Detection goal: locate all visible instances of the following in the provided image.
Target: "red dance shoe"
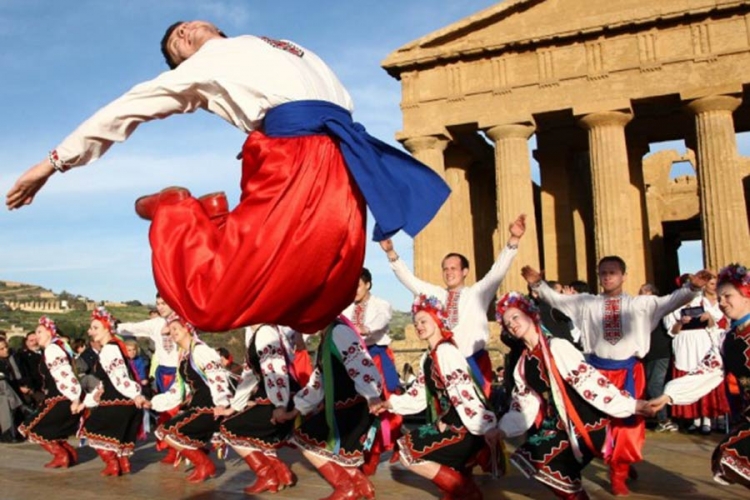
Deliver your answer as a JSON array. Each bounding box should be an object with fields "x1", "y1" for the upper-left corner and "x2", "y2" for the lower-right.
[
  {"x1": 118, "y1": 455, "x2": 131, "y2": 475},
  {"x1": 134, "y1": 186, "x2": 191, "y2": 221},
  {"x1": 182, "y1": 448, "x2": 216, "y2": 483},
  {"x1": 160, "y1": 446, "x2": 179, "y2": 465},
  {"x1": 41, "y1": 442, "x2": 70, "y2": 469},
  {"x1": 60, "y1": 441, "x2": 78, "y2": 465}
]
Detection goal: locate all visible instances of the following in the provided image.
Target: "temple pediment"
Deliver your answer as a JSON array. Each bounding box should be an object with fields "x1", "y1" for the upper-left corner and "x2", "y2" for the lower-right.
[{"x1": 383, "y1": 0, "x2": 748, "y2": 75}]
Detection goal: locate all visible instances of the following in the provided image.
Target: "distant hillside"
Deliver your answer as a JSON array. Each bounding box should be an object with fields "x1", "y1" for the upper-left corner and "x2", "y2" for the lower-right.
[{"x1": 0, "y1": 280, "x2": 57, "y2": 302}]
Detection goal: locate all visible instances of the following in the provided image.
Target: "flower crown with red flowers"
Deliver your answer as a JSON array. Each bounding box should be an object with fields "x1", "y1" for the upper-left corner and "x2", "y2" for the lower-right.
[
  {"x1": 411, "y1": 294, "x2": 448, "y2": 323},
  {"x1": 38, "y1": 315, "x2": 57, "y2": 334},
  {"x1": 718, "y1": 263, "x2": 750, "y2": 297},
  {"x1": 496, "y1": 291, "x2": 541, "y2": 325},
  {"x1": 91, "y1": 306, "x2": 116, "y2": 331},
  {"x1": 166, "y1": 312, "x2": 197, "y2": 336}
]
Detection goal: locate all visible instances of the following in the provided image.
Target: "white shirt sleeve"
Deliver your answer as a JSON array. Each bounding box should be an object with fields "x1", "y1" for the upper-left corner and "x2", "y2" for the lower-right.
[
  {"x1": 550, "y1": 339, "x2": 637, "y2": 418},
  {"x1": 535, "y1": 281, "x2": 591, "y2": 325},
  {"x1": 256, "y1": 326, "x2": 292, "y2": 409},
  {"x1": 230, "y1": 365, "x2": 260, "y2": 412},
  {"x1": 663, "y1": 345, "x2": 724, "y2": 405},
  {"x1": 641, "y1": 287, "x2": 699, "y2": 331},
  {"x1": 117, "y1": 317, "x2": 164, "y2": 341},
  {"x1": 45, "y1": 344, "x2": 81, "y2": 402},
  {"x1": 193, "y1": 344, "x2": 232, "y2": 407},
  {"x1": 151, "y1": 376, "x2": 184, "y2": 412},
  {"x1": 293, "y1": 367, "x2": 324, "y2": 416},
  {"x1": 498, "y1": 361, "x2": 541, "y2": 438},
  {"x1": 390, "y1": 258, "x2": 445, "y2": 298},
  {"x1": 99, "y1": 344, "x2": 141, "y2": 400},
  {"x1": 333, "y1": 324, "x2": 382, "y2": 401},
  {"x1": 471, "y1": 245, "x2": 518, "y2": 306},
  {"x1": 435, "y1": 343, "x2": 496, "y2": 435},
  {"x1": 388, "y1": 353, "x2": 428, "y2": 415}
]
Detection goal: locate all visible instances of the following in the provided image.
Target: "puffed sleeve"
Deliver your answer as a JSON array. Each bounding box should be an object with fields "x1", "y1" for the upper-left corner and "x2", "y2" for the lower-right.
[
  {"x1": 256, "y1": 325, "x2": 292, "y2": 408},
  {"x1": 150, "y1": 375, "x2": 184, "y2": 412},
  {"x1": 498, "y1": 358, "x2": 541, "y2": 438},
  {"x1": 100, "y1": 344, "x2": 141, "y2": 400},
  {"x1": 45, "y1": 344, "x2": 81, "y2": 402},
  {"x1": 193, "y1": 344, "x2": 232, "y2": 407},
  {"x1": 435, "y1": 343, "x2": 496, "y2": 435},
  {"x1": 332, "y1": 323, "x2": 382, "y2": 401},
  {"x1": 550, "y1": 338, "x2": 636, "y2": 418},
  {"x1": 388, "y1": 352, "x2": 428, "y2": 415},
  {"x1": 292, "y1": 367, "x2": 324, "y2": 416}
]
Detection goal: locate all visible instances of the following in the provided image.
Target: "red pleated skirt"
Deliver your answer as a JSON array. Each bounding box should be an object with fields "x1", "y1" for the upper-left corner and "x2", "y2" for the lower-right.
[
  {"x1": 670, "y1": 366, "x2": 730, "y2": 419},
  {"x1": 149, "y1": 131, "x2": 366, "y2": 333}
]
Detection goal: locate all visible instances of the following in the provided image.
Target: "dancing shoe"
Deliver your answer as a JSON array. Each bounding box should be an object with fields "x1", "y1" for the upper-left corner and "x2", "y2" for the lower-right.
[
  {"x1": 182, "y1": 448, "x2": 216, "y2": 483},
  {"x1": 361, "y1": 449, "x2": 380, "y2": 476},
  {"x1": 134, "y1": 186, "x2": 191, "y2": 221},
  {"x1": 197, "y1": 191, "x2": 229, "y2": 229},
  {"x1": 60, "y1": 440, "x2": 78, "y2": 465},
  {"x1": 610, "y1": 462, "x2": 630, "y2": 496},
  {"x1": 316, "y1": 462, "x2": 359, "y2": 500},
  {"x1": 160, "y1": 446, "x2": 179, "y2": 465},
  {"x1": 95, "y1": 449, "x2": 121, "y2": 476},
  {"x1": 41, "y1": 442, "x2": 70, "y2": 468},
  {"x1": 242, "y1": 452, "x2": 281, "y2": 494}
]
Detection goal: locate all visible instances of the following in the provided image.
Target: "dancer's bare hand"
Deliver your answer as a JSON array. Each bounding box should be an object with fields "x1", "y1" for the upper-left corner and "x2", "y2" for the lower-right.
[
  {"x1": 213, "y1": 406, "x2": 235, "y2": 419},
  {"x1": 379, "y1": 239, "x2": 394, "y2": 253},
  {"x1": 647, "y1": 394, "x2": 671, "y2": 414},
  {"x1": 6, "y1": 159, "x2": 56, "y2": 210},
  {"x1": 689, "y1": 270, "x2": 713, "y2": 290},
  {"x1": 521, "y1": 266, "x2": 544, "y2": 285},
  {"x1": 484, "y1": 427, "x2": 505, "y2": 447},
  {"x1": 70, "y1": 400, "x2": 84, "y2": 415},
  {"x1": 271, "y1": 407, "x2": 299, "y2": 424},
  {"x1": 134, "y1": 395, "x2": 149, "y2": 409},
  {"x1": 635, "y1": 400, "x2": 655, "y2": 417},
  {"x1": 508, "y1": 214, "x2": 526, "y2": 240}
]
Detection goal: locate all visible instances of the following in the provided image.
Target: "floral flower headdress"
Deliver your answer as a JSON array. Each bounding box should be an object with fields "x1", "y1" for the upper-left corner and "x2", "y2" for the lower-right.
[
  {"x1": 496, "y1": 291, "x2": 541, "y2": 326},
  {"x1": 38, "y1": 315, "x2": 57, "y2": 335},
  {"x1": 718, "y1": 263, "x2": 750, "y2": 298},
  {"x1": 91, "y1": 306, "x2": 116, "y2": 332},
  {"x1": 411, "y1": 294, "x2": 452, "y2": 340},
  {"x1": 166, "y1": 312, "x2": 197, "y2": 337}
]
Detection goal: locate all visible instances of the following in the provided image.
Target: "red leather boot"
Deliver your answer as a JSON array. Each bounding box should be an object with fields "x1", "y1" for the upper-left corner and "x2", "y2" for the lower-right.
[
  {"x1": 160, "y1": 446, "x2": 179, "y2": 465},
  {"x1": 610, "y1": 462, "x2": 630, "y2": 496},
  {"x1": 197, "y1": 192, "x2": 229, "y2": 230},
  {"x1": 118, "y1": 455, "x2": 132, "y2": 474},
  {"x1": 242, "y1": 452, "x2": 281, "y2": 494},
  {"x1": 95, "y1": 449, "x2": 121, "y2": 476},
  {"x1": 60, "y1": 441, "x2": 78, "y2": 465},
  {"x1": 316, "y1": 462, "x2": 359, "y2": 500},
  {"x1": 431, "y1": 465, "x2": 482, "y2": 500},
  {"x1": 40, "y1": 442, "x2": 70, "y2": 468},
  {"x1": 265, "y1": 454, "x2": 296, "y2": 488},
  {"x1": 134, "y1": 186, "x2": 191, "y2": 220},
  {"x1": 346, "y1": 466, "x2": 375, "y2": 499},
  {"x1": 181, "y1": 448, "x2": 216, "y2": 483}
]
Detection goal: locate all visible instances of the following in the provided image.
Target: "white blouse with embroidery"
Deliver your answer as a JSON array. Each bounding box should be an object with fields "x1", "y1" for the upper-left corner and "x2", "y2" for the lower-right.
[
  {"x1": 293, "y1": 323, "x2": 381, "y2": 416},
  {"x1": 44, "y1": 343, "x2": 82, "y2": 402},
  {"x1": 230, "y1": 325, "x2": 293, "y2": 412},
  {"x1": 151, "y1": 344, "x2": 231, "y2": 412},
  {"x1": 498, "y1": 338, "x2": 637, "y2": 438},
  {"x1": 389, "y1": 343, "x2": 496, "y2": 435}
]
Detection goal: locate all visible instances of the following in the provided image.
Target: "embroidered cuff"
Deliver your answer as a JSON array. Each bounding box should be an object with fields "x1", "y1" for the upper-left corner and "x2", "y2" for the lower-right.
[
  {"x1": 388, "y1": 254, "x2": 400, "y2": 263},
  {"x1": 506, "y1": 242, "x2": 519, "y2": 250},
  {"x1": 48, "y1": 150, "x2": 69, "y2": 173}
]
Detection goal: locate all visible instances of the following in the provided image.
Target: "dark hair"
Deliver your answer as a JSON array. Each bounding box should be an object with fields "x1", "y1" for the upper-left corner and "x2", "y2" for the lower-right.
[
  {"x1": 25, "y1": 331, "x2": 36, "y2": 339},
  {"x1": 442, "y1": 253, "x2": 470, "y2": 270},
  {"x1": 160, "y1": 21, "x2": 228, "y2": 70},
  {"x1": 598, "y1": 255, "x2": 627, "y2": 274},
  {"x1": 360, "y1": 268, "x2": 372, "y2": 286},
  {"x1": 217, "y1": 347, "x2": 231, "y2": 359},
  {"x1": 547, "y1": 280, "x2": 560, "y2": 289},
  {"x1": 160, "y1": 21, "x2": 184, "y2": 69},
  {"x1": 569, "y1": 280, "x2": 590, "y2": 294},
  {"x1": 72, "y1": 338, "x2": 86, "y2": 351}
]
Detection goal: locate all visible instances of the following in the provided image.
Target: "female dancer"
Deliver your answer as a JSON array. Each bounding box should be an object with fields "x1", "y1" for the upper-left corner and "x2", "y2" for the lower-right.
[
  {"x1": 272, "y1": 317, "x2": 382, "y2": 500},
  {"x1": 19, "y1": 316, "x2": 82, "y2": 468},
  {"x1": 486, "y1": 292, "x2": 650, "y2": 499},
  {"x1": 151, "y1": 314, "x2": 232, "y2": 483},
  {"x1": 375, "y1": 295, "x2": 496, "y2": 500},
  {"x1": 216, "y1": 324, "x2": 301, "y2": 494},
  {"x1": 651, "y1": 263, "x2": 750, "y2": 489},
  {"x1": 80, "y1": 307, "x2": 147, "y2": 476},
  {"x1": 664, "y1": 272, "x2": 729, "y2": 433}
]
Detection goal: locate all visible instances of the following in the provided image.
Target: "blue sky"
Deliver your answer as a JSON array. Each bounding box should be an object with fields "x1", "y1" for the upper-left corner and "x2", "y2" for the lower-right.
[{"x1": 0, "y1": 0, "x2": 728, "y2": 311}]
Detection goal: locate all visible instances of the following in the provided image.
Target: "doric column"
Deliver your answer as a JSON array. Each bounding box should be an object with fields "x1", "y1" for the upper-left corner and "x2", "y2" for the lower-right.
[
  {"x1": 535, "y1": 147, "x2": 576, "y2": 284},
  {"x1": 626, "y1": 140, "x2": 651, "y2": 288},
  {"x1": 484, "y1": 123, "x2": 539, "y2": 294},
  {"x1": 686, "y1": 95, "x2": 750, "y2": 270},
  {"x1": 579, "y1": 111, "x2": 635, "y2": 282},
  {"x1": 444, "y1": 147, "x2": 476, "y2": 283},
  {"x1": 402, "y1": 135, "x2": 451, "y2": 284}
]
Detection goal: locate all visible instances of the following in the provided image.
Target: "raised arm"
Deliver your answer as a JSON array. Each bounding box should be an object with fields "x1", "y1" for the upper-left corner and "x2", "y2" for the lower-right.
[
  {"x1": 118, "y1": 317, "x2": 165, "y2": 341},
  {"x1": 379, "y1": 239, "x2": 444, "y2": 297},
  {"x1": 473, "y1": 214, "x2": 525, "y2": 302}
]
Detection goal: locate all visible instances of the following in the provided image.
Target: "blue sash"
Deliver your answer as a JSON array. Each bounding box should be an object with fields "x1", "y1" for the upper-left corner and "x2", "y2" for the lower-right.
[
  {"x1": 586, "y1": 354, "x2": 637, "y2": 397},
  {"x1": 367, "y1": 344, "x2": 400, "y2": 393},
  {"x1": 466, "y1": 349, "x2": 489, "y2": 392},
  {"x1": 154, "y1": 365, "x2": 177, "y2": 393},
  {"x1": 263, "y1": 100, "x2": 451, "y2": 240}
]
